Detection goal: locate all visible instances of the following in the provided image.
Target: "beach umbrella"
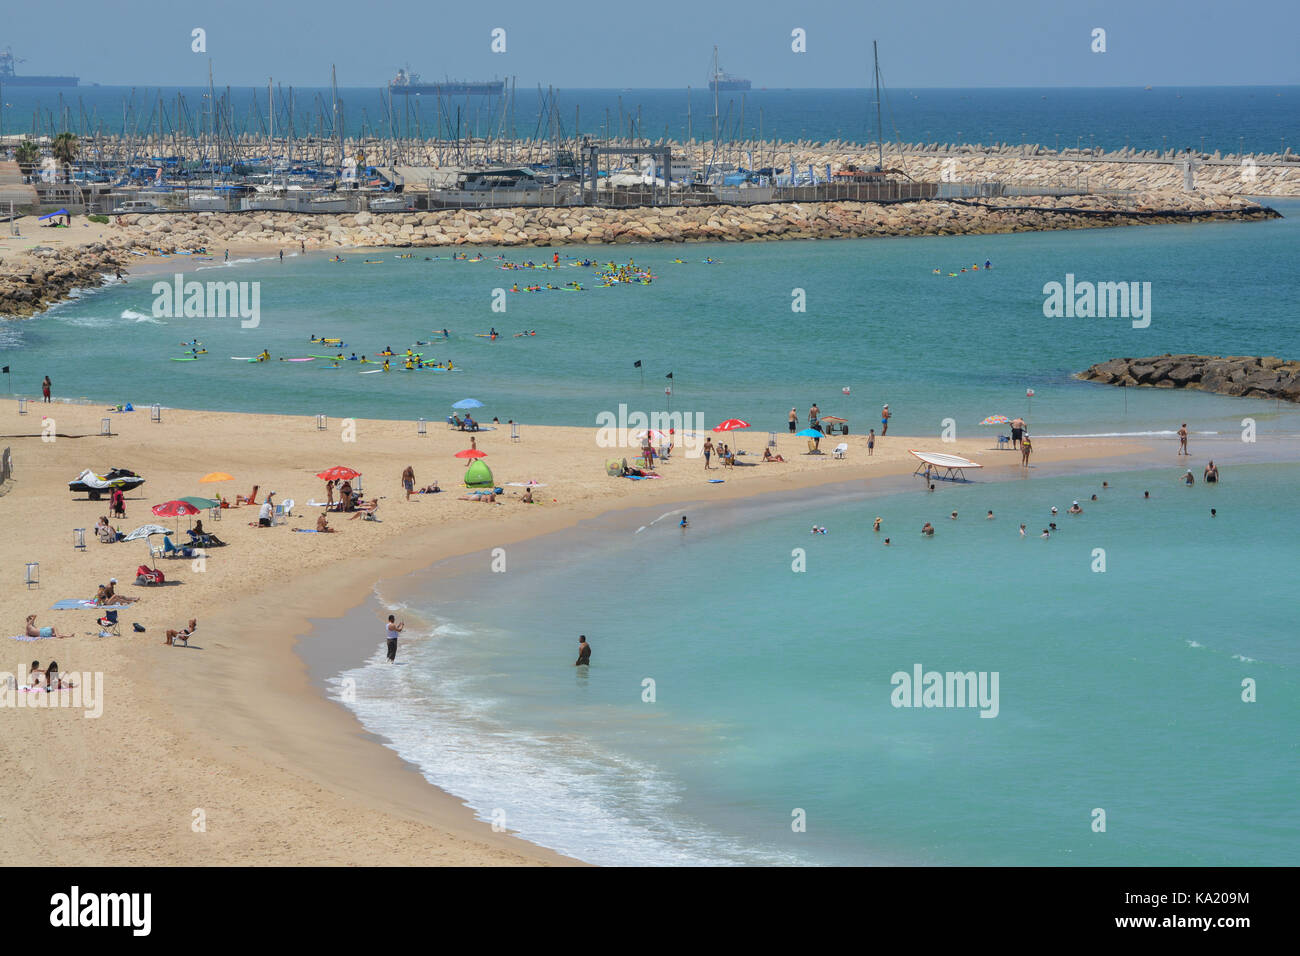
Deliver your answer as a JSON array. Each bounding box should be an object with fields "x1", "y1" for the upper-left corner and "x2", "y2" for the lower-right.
[
  {"x1": 199, "y1": 472, "x2": 234, "y2": 483},
  {"x1": 316, "y1": 466, "x2": 360, "y2": 481},
  {"x1": 454, "y1": 449, "x2": 488, "y2": 459},
  {"x1": 121, "y1": 523, "x2": 170, "y2": 542},
  {"x1": 979, "y1": 415, "x2": 1010, "y2": 426},
  {"x1": 179, "y1": 495, "x2": 220, "y2": 510},
  {"x1": 713, "y1": 418, "x2": 751, "y2": 432},
  {"x1": 452, "y1": 398, "x2": 484, "y2": 410},
  {"x1": 151, "y1": 499, "x2": 201, "y2": 535},
  {"x1": 632, "y1": 429, "x2": 670, "y2": 445},
  {"x1": 795, "y1": 428, "x2": 823, "y2": 438}
]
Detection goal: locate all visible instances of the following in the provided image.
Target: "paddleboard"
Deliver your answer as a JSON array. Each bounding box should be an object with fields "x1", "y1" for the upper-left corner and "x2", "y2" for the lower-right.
[
  {"x1": 170, "y1": 357, "x2": 198, "y2": 362},
  {"x1": 279, "y1": 357, "x2": 315, "y2": 363},
  {"x1": 230, "y1": 356, "x2": 254, "y2": 361},
  {"x1": 308, "y1": 354, "x2": 347, "y2": 360},
  {"x1": 360, "y1": 369, "x2": 384, "y2": 374}
]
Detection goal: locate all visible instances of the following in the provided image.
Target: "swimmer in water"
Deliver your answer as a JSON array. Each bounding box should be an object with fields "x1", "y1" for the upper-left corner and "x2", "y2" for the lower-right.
[
  {"x1": 1204, "y1": 460, "x2": 1219, "y2": 483},
  {"x1": 1068, "y1": 501, "x2": 1083, "y2": 514},
  {"x1": 1210, "y1": 508, "x2": 1217, "y2": 517},
  {"x1": 873, "y1": 517, "x2": 882, "y2": 532},
  {"x1": 883, "y1": 538, "x2": 891, "y2": 546},
  {"x1": 1144, "y1": 490, "x2": 1150, "y2": 498},
  {"x1": 679, "y1": 516, "x2": 688, "y2": 528},
  {"x1": 1041, "y1": 529, "x2": 1050, "y2": 539},
  {"x1": 987, "y1": 510, "x2": 995, "y2": 520},
  {"x1": 1183, "y1": 469, "x2": 1195, "y2": 486},
  {"x1": 921, "y1": 522, "x2": 935, "y2": 537},
  {"x1": 950, "y1": 511, "x2": 958, "y2": 520},
  {"x1": 575, "y1": 635, "x2": 591, "y2": 667},
  {"x1": 1019, "y1": 524, "x2": 1026, "y2": 537}
]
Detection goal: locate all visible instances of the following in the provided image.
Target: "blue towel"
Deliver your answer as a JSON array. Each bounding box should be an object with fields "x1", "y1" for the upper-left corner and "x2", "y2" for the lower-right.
[{"x1": 50, "y1": 599, "x2": 97, "y2": 609}]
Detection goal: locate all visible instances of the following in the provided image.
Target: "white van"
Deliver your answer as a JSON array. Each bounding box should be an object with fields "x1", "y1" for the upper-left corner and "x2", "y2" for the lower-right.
[{"x1": 111, "y1": 199, "x2": 160, "y2": 214}]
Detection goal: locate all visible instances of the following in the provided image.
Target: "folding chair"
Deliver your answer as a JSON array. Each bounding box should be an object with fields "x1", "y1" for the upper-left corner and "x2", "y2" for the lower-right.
[
  {"x1": 96, "y1": 609, "x2": 121, "y2": 636},
  {"x1": 833, "y1": 443, "x2": 848, "y2": 459}
]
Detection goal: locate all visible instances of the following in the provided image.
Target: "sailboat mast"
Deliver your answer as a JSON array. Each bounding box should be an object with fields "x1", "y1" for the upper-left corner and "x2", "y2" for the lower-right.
[{"x1": 873, "y1": 40, "x2": 884, "y2": 171}]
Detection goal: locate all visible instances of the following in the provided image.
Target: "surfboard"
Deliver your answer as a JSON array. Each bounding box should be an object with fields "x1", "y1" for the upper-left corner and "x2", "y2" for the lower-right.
[
  {"x1": 230, "y1": 356, "x2": 254, "y2": 361},
  {"x1": 279, "y1": 357, "x2": 315, "y2": 363},
  {"x1": 170, "y1": 357, "x2": 197, "y2": 362},
  {"x1": 360, "y1": 369, "x2": 384, "y2": 374}
]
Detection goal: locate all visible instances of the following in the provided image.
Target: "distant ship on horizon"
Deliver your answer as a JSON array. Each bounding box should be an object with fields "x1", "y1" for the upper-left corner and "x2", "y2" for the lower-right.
[
  {"x1": 708, "y1": 46, "x2": 750, "y2": 92},
  {"x1": 389, "y1": 68, "x2": 505, "y2": 96},
  {"x1": 0, "y1": 46, "x2": 78, "y2": 87}
]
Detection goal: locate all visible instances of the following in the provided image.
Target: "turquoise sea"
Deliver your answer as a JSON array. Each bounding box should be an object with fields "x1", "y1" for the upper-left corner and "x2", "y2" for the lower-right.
[
  {"x1": 331, "y1": 459, "x2": 1298, "y2": 866},
  {"x1": 7, "y1": 199, "x2": 1300, "y2": 444}
]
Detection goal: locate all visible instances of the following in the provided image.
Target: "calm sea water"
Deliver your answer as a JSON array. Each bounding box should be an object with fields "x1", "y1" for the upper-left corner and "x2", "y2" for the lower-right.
[
  {"x1": 8, "y1": 199, "x2": 1300, "y2": 444},
  {"x1": 5, "y1": 86, "x2": 1297, "y2": 153},
  {"x1": 331, "y1": 461, "x2": 1299, "y2": 865}
]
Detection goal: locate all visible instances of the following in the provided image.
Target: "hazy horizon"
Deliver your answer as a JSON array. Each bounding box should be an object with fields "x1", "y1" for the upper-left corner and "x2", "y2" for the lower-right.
[{"x1": 4, "y1": 0, "x2": 1299, "y2": 89}]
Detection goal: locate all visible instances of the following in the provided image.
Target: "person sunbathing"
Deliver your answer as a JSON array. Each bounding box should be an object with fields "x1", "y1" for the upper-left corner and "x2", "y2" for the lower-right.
[
  {"x1": 460, "y1": 491, "x2": 497, "y2": 503},
  {"x1": 348, "y1": 498, "x2": 379, "y2": 519},
  {"x1": 165, "y1": 618, "x2": 197, "y2": 646},
  {"x1": 417, "y1": 482, "x2": 441, "y2": 494},
  {"x1": 316, "y1": 514, "x2": 336, "y2": 533},
  {"x1": 25, "y1": 615, "x2": 72, "y2": 640},
  {"x1": 235, "y1": 485, "x2": 260, "y2": 506},
  {"x1": 762, "y1": 448, "x2": 786, "y2": 462},
  {"x1": 98, "y1": 579, "x2": 139, "y2": 605}
]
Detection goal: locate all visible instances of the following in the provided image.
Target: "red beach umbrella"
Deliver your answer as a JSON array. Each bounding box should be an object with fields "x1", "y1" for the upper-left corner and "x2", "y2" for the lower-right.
[
  {"x1": 454, "y1": 449, "x2": 488, "y2": 459},
  {"x1": 316, "y1": 466, "x2": 361, "y2": 481},
  {"x1": 151, "y1": 499, "x2": 201, "y2": 536},
  {"x1": 713, "y1": 418, "x2": 750, "y2": 432},
  {"x1": 151, "y1": 500, "x2": 201, "y2": 518}
]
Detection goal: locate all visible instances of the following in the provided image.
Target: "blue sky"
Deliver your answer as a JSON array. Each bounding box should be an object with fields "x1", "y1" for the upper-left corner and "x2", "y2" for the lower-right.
[{"x1": 4, "y1": 0, "x2": 1299, "y2": 88}]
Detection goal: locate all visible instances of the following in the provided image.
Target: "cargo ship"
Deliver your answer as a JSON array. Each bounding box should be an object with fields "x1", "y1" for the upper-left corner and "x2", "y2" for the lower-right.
[
  {"x1": 707, "y1": 46, "x2": 750, "y2": 92},
  {"x1": 389, "y1": 68, "x2": 505, "y2": 96},
  {"x1": 0, "y1": 47, "x2": 78, "y2": 87}
]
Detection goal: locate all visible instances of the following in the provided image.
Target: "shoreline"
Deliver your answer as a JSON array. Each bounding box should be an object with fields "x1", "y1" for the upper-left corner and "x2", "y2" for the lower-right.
[
  {"x1": 295, "y1": 439, "x2": 1265, "y2": 865},
  {"x1": 0, "y1": 392, "x2": 1175, "y2": 865}
]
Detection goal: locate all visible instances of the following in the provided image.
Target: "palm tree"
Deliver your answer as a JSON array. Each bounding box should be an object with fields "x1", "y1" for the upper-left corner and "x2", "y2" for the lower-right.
[
  {"x1": 14, "y1": 139, "x2": 40, "y2": 180},
  {"x1": 51, "y1": 132, "x2": 79, "y2": 183}
]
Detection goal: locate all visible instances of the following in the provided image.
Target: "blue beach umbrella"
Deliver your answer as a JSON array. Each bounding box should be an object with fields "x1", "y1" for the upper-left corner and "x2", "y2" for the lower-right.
[
  {"x1": 795, "y1": 428, "x2": 822, "y2": 438},
  {"x1": 452, "y1": 398, "x2": 484, "y2": 410}
]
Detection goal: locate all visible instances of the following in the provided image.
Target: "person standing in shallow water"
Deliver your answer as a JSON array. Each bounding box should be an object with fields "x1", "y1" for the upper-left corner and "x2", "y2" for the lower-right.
[
  {"x1": 42, "y1": 376, "x2": 51, "y2": 403},
  {"x1": 575, "y1": 635, "x2": 591, "y2": 667},
  {"x1": 385, "y1": 614, "x2": 404, "y2": 662},
  {"x1": 1178, "y1": 423, "x2": 1189, "y2": 455}
]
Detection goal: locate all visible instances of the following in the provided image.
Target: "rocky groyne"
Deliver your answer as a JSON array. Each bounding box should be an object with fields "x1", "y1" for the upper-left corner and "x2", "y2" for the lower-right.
[
  {"x1": 1078, "y1": 354, "x2": 1300, "y2": 402},
  {"x1": 0, "y1": 191, "x2": 1279, "y2": 318}
]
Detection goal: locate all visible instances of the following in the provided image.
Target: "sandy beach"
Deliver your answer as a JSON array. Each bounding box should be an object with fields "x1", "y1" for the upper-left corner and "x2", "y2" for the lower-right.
[{"x1": 0, "y1": 390, "x2": 1151, "y2": 865}]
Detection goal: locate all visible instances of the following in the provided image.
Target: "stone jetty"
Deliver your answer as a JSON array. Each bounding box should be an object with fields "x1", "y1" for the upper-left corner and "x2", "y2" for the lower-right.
[{"x1": 1078, "y1": 354, "x2": 1300, "y2": 402}]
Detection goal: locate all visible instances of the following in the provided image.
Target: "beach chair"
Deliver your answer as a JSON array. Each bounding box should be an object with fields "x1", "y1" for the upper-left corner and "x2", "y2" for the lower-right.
[
  {"x1": 833, "y1": 443, "x2": 848, "y2": 459},
  {"x1": 997, "y1": 434, "x2": 1010, "y2": 450},
  {"x1": 161, "y1": 536, "x2": 194, "y2": 559},
  {"x1": 96, "y1": 608, "x2": 120, "y2": 636},
  {"x1": 149, "y1": 538, "x2": 167, "y2": 561},
  {"x1": 272, "y1": 504, "x2": 286, "y2": 526},
  {"x1": 510, "y1": 422, "x2": 520, "y2": 442}
]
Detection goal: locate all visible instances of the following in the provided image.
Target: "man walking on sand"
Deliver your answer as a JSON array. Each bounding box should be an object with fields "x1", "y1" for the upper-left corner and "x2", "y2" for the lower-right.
[{"x1": 385, "y1": 614, "x2": 404, "y2": 662}]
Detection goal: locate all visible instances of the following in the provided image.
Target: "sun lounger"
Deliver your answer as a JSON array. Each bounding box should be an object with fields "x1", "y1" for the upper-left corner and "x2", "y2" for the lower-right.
[{"x1": 160, "y1": 536, "x2": 195, "y2": 558}]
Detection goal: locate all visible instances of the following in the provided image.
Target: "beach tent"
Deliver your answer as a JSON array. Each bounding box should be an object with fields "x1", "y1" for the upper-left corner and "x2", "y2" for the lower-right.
[
  {"x1": 463, "y1": 459, "x2": 494, "y2": 488},
  {"x1": 38, "y1": 209, "x2": 69, "y2": 220}
]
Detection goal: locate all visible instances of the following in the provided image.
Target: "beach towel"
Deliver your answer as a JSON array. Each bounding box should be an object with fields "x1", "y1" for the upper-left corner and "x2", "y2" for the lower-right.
[
  {"x1": 707, "y1": 479, "x2": 725, "y2": 483},
  {"x1": 50, "y1": 599, "x2": 97, "y2": 610},
  {"x1": 306, "y1": 500, "x2": 331, "y2": 507},
  {"x1": 292, "y1": 528, "x2": 319, "y2": 533},
  {"x1": 9, "y1": 633, "x2": 53, "y2": 642}
]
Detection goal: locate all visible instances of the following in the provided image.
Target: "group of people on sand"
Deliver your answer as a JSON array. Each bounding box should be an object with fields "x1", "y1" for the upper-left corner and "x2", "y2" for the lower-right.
[{"x1": 22, "y1": 660, "x2": 75, "y2": 690}]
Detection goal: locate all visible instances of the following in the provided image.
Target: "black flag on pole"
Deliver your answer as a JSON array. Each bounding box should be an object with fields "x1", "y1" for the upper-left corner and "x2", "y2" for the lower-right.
[
  {"x1": 665, "y1": 371, "x2": 673, "y2": 379},
  {"x1": 1, "y1": 366, "x2": 9, "y2": 374},
  {"x1": 633, "y1": 360, "x2": 641, "y2": 368}
]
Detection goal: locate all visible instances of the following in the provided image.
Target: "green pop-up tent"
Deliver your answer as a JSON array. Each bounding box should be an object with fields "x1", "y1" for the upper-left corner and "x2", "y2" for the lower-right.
[{"x1": 464, "y1": 459, "x2": 494, "y2": 488}]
